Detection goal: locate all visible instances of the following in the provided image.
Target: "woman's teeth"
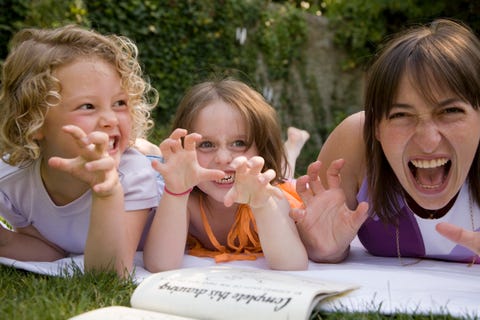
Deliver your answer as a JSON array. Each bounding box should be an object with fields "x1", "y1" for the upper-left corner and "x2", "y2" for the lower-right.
[{"x1": 410, "y1": 157, "x2": 448, "y2": 168}]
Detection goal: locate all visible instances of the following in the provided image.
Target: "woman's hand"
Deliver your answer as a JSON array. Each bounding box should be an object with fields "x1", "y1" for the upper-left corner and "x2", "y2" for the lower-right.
[
  {"x1": 290, "y1": 159, "x2": 369, "y2": 262},
  {"x1": 436, "y1": 222, "x2": 480, "y2": 256}
]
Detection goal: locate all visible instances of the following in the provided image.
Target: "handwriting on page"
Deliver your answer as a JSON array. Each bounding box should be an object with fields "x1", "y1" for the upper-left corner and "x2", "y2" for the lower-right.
[
  {"x1": 157, "y1": 281, "x2": 294, "y2": 312},
  {"x1": 131, "y1": 267, "x2": 357, "y2": 320}
]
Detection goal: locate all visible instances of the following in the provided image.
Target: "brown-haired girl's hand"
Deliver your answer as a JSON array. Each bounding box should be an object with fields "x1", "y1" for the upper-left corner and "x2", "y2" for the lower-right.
[
  {"x1": 151, "y1": 128, "x2": 225, "y2": 194},
  {"x1": 223, "y1": 155, "x2": 283, "y2": 208},
  {"x1": 48, "y1": 125, "x2": 119, "y2": 197},
  {"x1": 290, "y1": 159, "x2": 369, "y2": 263},
  {"x1": 436, "y1": 222, "x2": 480, "y2": 256}
]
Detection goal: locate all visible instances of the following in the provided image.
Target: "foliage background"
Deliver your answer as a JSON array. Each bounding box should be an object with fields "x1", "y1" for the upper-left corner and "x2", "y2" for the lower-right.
[{"x1": 1, "y1": 0, "x2": 479, "y2": 174}]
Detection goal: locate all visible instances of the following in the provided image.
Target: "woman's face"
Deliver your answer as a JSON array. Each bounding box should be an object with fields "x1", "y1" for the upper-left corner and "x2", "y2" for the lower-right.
[
  {"x1": 192, "y1": 99, "x2": 258, "y2": 203},
  {"x1": 377, "y1": 74, "x2": 480, "y2": 210}
]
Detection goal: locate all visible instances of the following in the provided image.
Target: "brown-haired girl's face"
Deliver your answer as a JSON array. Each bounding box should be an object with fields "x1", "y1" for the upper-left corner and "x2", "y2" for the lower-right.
[
  {"x1": 192, "y1": 99, "x2": 258, "y2": 203},
  {"x1": 376, "y1": 73, "x2": 480, "y2": 210}
]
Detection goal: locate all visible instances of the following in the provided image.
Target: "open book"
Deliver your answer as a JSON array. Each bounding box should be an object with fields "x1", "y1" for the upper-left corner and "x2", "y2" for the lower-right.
[{"x1": 70, "y1": 266, "x2": 358, "y2": 320}]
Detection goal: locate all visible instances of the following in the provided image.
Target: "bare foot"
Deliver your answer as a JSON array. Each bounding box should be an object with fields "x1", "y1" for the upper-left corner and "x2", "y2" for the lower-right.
[
  {"x1": 285, "y1": 127, "x2": 310, "y2": 159},
  {"x1": 284, "y1": 127, "x2": 310, "y2": 179}
]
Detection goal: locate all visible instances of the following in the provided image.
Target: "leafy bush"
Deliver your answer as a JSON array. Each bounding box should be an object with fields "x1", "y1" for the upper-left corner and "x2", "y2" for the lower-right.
[{"x1": 320, "y1": 0, "x2": 480, "y2": 69}]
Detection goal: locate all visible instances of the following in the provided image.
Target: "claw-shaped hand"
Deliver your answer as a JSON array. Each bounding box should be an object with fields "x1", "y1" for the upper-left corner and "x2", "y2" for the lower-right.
[
  {"x1": 223, "y1": 156, "x2": 283, "y2": 208},
  {"x1": 151, "y1": 128, "x2": 225, "y2": 194},
  {"x1": 48, "y1": 125, "x2": 118, "y2": 197},
  {"x1": 290, "y1": 159, "x2": 369, "y2": 262}
]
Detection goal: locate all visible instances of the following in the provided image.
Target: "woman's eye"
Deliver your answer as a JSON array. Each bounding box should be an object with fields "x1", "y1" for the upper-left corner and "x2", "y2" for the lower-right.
[
  {"x1": 388, "y1": 112, "x2": 408, "y2": 120},
  {"x1": 386, "y1": 110, "x2": 418, "y2": 126},
  {"x1": 442, "y1": 106, "x2": 464, "y2": 114}
]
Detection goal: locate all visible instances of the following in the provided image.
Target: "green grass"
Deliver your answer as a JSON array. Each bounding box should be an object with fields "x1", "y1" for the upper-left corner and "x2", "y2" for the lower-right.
[
  {"x1": 0, "y1": 264, "x2": 467, "y2": 320},
  {"x1": 0, "y1": 264, "x2": 135, "y2": 320}
]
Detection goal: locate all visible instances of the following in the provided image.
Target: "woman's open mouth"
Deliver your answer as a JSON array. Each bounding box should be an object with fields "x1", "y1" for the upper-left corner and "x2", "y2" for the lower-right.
[{"x1": 408, "y1": 157, "x2": 451, "y2": 190}]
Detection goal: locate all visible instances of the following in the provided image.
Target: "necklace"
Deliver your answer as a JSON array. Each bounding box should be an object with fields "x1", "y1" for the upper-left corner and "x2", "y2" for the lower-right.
[
  {"x1": 467, "y1": 196, "x2": 477, "y2": 267},
  {"x1": 404, "y1": 192, "x2": 457, "y2": 219},
  {"x1": 396, "y1": 193, "x2": 477, "y2": 266}
]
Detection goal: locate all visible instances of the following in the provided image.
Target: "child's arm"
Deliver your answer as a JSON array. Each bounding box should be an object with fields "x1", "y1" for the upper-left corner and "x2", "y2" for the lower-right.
[
  {"x1": 224, "y1": 156, "x2": 308, "y2": 270},
  {"x1": 0, "y1": 224, "x2": 67, "y2": 261},
  {"x1": 143, "y1": 129, "x2": 225, "y2": 272},
  {"x1": 48, "y1": 125, "x2": 144, "y2": 277}
]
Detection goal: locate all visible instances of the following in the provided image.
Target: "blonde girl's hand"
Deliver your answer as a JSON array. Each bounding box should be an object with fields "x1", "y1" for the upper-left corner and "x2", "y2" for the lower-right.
[
  {"x1": 436, "y1": 222, "x2": 480, "y2": 256},
  {"x1": 151, "y1": 128, "x2": 225, "y2": 194},
  {"x1": 223, "y1": 156, "x2": 283, "y2": 208},
  {"x1": 48, "y1": 125, "x2": 119, "y2": 197},
  {"x1": 290, "y1": 159, "x2": 369, "y2": 262}
]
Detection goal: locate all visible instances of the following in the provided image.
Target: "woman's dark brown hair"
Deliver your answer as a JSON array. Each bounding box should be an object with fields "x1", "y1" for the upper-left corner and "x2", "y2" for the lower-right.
[{"x1": 364, "y1": 19, "x2": 480, "y2": 224}]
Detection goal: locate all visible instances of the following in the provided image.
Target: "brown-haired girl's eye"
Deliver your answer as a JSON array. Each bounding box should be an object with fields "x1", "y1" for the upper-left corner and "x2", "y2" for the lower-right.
[
  {"x1": 198, "y1": 141, "x2": 214, "y2": 149},
  {"x1": 232, "y1": 140, "x2": 246, "y2": 147}
]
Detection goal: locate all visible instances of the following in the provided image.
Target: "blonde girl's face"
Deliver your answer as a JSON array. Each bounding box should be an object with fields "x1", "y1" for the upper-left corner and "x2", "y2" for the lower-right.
[
  {"x1": 193, "y1": 100, "x2": 258, "y2": 203},
  {"x1": 377, "y1": 74, "x2": 480, "y2": 210},
  {"x1": 36, "y1": 57, "x2": 132, "y2": 166}
]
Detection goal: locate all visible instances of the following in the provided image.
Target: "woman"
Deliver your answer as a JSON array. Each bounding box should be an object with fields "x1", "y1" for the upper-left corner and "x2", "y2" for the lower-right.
[{"x1": 291, "y1": 19, "x2": 480, "y2": 264}]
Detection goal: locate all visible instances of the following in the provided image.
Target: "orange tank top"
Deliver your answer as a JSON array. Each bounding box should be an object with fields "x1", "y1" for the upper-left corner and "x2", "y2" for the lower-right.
[{"x1": 186, "y1": 181, "x2": 302, "y2": 263}]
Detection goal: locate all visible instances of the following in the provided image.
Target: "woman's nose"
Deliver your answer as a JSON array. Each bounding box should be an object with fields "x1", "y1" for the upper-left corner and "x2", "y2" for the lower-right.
[{"x1": 413, "y1": 119, "x2": 442, "y2": 153}]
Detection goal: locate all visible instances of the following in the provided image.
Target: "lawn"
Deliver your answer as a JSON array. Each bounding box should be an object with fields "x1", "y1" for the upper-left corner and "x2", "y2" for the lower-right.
[{"x1": 0, "y1": 264, "x2": 463, "y2": 320}]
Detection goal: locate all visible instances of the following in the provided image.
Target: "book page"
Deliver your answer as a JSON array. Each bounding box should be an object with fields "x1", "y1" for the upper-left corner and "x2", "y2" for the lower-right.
[
  {"x1": 131, "y1": 266, "x2": 357, "y2": 320},
  {"x1": 69, "y1": 306, "x2": 195, "y2": 320}
]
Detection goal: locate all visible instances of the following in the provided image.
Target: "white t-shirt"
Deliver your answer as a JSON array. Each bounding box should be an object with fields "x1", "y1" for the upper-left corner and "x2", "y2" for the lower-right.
[{"x1": 0, "y1": 148, "x2": 162, "y2": 254}]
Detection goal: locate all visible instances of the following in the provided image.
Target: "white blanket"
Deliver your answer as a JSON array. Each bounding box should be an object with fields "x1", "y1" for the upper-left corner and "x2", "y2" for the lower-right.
[{"x1": 1, "y1": 240, "x2": 479, "y2": 318}]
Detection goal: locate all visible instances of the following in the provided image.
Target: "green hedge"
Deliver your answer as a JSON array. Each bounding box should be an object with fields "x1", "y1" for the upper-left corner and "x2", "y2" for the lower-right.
[
  {"x1": 319, "y1": 0, "x2": 480, "y2": 70},
  {"x1": 2, "y1": 0, "x2": 479, "y2": 173},
  {"x1": 0, "y1": 0, "x2": 307, "y2": 142}
]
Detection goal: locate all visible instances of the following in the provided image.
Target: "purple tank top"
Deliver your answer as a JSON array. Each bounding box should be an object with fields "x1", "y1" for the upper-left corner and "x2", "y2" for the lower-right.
[{"x1": 356, "y1": 179, "x2": 479, "y2": 263}]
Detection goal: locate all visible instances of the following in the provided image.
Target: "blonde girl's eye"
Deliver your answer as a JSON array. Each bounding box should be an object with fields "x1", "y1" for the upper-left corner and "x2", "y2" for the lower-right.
[
  {"x1": 78, "y1": 103, "x2": 94, "y2": 110},
  {"x1": 113, "y1": 100, "x2": 128, "y2": 109}
]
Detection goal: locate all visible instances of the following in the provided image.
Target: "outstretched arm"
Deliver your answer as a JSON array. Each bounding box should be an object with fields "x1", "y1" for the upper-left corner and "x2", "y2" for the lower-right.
[
  {"x1": 48, "y1": 125, "x2": 139, "y2": 277},
  {"x1": 143, "y1": 128, "x2": 225, "y2": 272},
  {"x1": 290, "y1": 159, "x2": 369, "y2": 263},
  {"x1": 225, "y1": 156, "x2": 308, "y2": 270}
]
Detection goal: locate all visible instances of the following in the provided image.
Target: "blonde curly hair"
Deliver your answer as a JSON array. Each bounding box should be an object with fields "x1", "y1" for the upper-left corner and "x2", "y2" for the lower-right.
[{"x1": 0, "y1": 24, "x2": 158, "y2": 166}]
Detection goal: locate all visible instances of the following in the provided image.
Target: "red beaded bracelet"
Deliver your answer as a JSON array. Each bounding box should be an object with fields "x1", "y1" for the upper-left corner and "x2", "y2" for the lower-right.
[{"x1": 164, "y1": 186, "x2": 193, "y2": 196}]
